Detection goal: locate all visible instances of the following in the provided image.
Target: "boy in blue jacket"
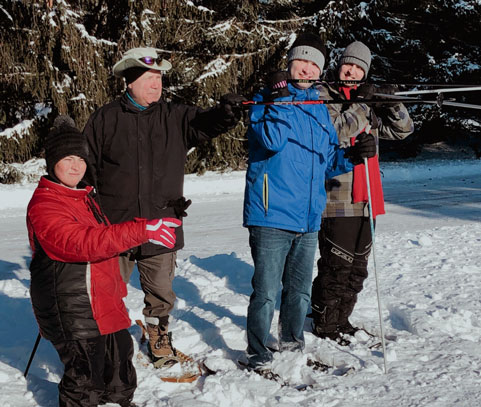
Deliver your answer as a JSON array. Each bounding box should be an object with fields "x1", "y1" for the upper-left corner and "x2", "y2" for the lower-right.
[{"x1": 243, "y1": 32, "x2": 376, "y2": 370}]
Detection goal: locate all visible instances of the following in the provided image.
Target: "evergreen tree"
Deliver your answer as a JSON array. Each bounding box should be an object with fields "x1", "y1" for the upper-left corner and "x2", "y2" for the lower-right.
[{"x1": 1, "y1": 0, "x2": 480, "y2": 182}]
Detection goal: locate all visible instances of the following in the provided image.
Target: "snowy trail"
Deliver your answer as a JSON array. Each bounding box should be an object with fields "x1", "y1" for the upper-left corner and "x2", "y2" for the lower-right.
[
  {"x1": 181, "y1": 168, "x2": 481, "y2": 259},
  {"x1": 380, "y1": 171, "x2": 481, "y2": 232},
  {"x1": 1, "y1": 159, "x2": 481, "y2": 406}
]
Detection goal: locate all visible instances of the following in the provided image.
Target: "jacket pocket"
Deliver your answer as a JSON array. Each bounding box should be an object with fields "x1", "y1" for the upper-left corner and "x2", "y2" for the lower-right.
[{"x1": 263, "y1": 173, "x2": 269, "y2": 214}]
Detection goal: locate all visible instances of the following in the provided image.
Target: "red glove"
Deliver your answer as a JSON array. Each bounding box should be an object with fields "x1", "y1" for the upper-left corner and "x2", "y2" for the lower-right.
[{"x1": 146, "y1": 218, "x2": 182, "y2": 248}]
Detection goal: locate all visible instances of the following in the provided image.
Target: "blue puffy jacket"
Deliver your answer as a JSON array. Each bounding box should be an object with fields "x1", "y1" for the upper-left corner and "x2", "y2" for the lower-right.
[{"x1": 243, "y1": 84, "x2": 354, "y2": 233}]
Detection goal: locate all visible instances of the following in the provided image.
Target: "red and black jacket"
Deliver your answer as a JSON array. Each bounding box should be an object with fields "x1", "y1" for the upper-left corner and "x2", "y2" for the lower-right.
[{"x1": 27, "y1": 177, "x2": 148, "y2": 343}]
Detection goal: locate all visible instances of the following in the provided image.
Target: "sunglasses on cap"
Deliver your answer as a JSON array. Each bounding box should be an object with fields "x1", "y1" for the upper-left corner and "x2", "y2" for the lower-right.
[{"x1": 139, "y1": 55, "x2": 164, "y2": 65}]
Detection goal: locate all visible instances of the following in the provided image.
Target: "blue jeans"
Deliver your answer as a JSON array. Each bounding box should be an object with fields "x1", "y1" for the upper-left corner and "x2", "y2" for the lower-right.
[{"x1": 246, "y1": 226, "x2": 318, "y2": 368}]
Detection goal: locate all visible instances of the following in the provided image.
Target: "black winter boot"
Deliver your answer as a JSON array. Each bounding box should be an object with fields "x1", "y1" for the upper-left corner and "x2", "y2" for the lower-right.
[
  {"x1": 337, "y1": 293, "x2": 359, "y2": 335},
  {"x1": 311, "y1": 299, "x2": 340, "y2": 338}
]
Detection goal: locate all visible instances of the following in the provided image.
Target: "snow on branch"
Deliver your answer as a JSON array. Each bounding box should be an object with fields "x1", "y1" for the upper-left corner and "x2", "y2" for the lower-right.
[{"x1": 0, "y1": 105, "x2": 51, "y2": 141}]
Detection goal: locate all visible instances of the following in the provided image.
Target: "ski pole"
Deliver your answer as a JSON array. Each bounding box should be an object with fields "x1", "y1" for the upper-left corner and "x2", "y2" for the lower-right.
[
  {"x1": 241, "y1": 97, "x2": 429, "y2": 107},
  {"x1": 240, "y1": 97, "x2": 481, "y2": 110},
  {"x1": 394, "y1": 85, "x2": 481, "y2": 96},
  {"x1": 24, "y1": 332, "x2": 41, "y2": 378},
  {"x1": 289, "y1": 78, "x2": 481, "y2": 88},
  {"x1": 363, "y1": 157, "x2": 388, "y2": 374}
]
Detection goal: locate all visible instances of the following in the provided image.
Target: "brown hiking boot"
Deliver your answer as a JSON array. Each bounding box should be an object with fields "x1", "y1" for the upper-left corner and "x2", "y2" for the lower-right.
[
  {"x1": 146, "y1": 324, "x2": 194, "y2": 368},
  {"x1": 147, "y1": 324, "x2": 174, "y2": 358}
]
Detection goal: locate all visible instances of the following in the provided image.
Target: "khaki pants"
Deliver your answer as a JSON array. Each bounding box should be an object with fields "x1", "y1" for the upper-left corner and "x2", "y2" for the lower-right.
[{"x1": 119, "y1": 252, "x2": 177, "y2": 327}]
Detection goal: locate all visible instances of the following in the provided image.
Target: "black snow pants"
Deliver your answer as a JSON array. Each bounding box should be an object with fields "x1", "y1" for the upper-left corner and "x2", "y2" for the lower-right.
[
  {"x1": 311, "y1": 216, "x2": 373, "y2": 333},
  {"x1": 53, "y1": 329, "x2": 136, "y2": 407}
]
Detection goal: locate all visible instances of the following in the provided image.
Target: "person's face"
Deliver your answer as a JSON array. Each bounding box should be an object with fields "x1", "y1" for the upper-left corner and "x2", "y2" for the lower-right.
[
  {"x1": 54, "y1": 155, "x2": 87, "y2": 188},
  {"x1": 339, "y1": 63, "x2": 366, "y2": 86},
  {"x1": 288, "y1": 59, "x2": 321, "y2": 89},
  {"x1": 127, "y1": 69, "x2": 163, "y2": 106}
]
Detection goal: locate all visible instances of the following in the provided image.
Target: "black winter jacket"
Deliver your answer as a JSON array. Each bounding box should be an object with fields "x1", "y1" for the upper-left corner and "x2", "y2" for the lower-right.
[{"x1": 84, "y1": 93, "x2": 234, "y2": 256}]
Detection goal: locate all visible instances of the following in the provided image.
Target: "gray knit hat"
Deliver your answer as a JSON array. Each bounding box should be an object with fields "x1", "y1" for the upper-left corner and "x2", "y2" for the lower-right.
[
  {"x1": 287, "y1": 32, "x2": 327, "y2": 72},
  {"x1": 338, "y1": 41, "x2": 371, "y2": 78}
]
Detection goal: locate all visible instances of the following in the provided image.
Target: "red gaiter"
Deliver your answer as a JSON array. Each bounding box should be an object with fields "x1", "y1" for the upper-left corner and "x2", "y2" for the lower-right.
[{"x1": 341, "y1": 86, "x2": 385, "y2": 218}]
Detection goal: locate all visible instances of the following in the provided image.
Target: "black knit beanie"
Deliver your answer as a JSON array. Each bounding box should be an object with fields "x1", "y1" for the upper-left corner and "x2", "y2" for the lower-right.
[
  {"x1": 45, "y1": 115, "x2": 89, "y2": 178},
  {"x1": 123, "y1": 67, "x2": 150, "y2": 84},
  {"x1": 287, "y1": 32, "x2": 327, "y2": 71}
]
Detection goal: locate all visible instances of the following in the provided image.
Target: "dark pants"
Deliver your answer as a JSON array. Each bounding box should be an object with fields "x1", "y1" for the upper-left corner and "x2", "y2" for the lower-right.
[
  {"x1": 54, "y1": 329, "x2": 136, "y2": 407},
  {"x1": 119, "y1": 252, "x2": 177, "y2": 327},
  {"x1": 311, "y1": 217, "x2": 373, "y2": 332}
]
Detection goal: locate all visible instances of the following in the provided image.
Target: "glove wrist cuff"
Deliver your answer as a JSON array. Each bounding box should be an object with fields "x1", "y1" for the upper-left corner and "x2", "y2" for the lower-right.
[{"x1": 272, "y1": 80, "x2": 288, "y2": 89}]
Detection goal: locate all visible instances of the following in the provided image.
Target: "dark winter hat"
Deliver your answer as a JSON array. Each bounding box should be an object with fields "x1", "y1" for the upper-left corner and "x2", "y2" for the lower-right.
[
  {"x1": 338, "y1": 41, "x2": 371, "y2": 78},
  {"x1": 287, "y1": 32, "x2": 327, "y2": 72},
  {"x1": 45, "y1": 115, "x2": 89, "y2": 177},
  {"x1": 113, "y1": 47, "x2": 171, "y2": 78},
  {"x1": 123, "y1": 67, "x2": 150, "y2": 85}
]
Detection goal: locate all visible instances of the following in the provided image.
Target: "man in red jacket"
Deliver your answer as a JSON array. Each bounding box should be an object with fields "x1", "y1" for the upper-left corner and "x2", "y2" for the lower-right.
[
  {"x1": 84, "y1": 47, "x2": 246, "y2": 367},
  {"x1": 28, "y1": 116, "x2": 181, "y2": 406}
]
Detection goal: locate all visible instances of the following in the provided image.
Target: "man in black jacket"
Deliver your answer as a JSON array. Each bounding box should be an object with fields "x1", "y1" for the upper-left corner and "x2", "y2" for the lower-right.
[{"x1": 84, "y1": 47, "x2": 245, "y2": 367}]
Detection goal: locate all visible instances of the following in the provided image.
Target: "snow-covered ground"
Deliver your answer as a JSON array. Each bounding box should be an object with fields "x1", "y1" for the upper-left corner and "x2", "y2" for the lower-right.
[{"x1": 1, "y1": 156, "x2": 481, "y2": 406}]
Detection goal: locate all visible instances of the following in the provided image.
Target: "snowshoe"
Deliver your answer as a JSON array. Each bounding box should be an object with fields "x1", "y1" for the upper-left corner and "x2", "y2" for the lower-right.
[
  {"x1": 306, "y1": 358, "x2": 330, "y2": 372},
  {"x1": 311, "y1": 321, "x2": 352, "y2": 346},
  {"x1": 135, "y1": 319, "x2": 201, "y2": 383},
  {"x1": 237, "y1": 358, "x2": 289, "y2": 386}
]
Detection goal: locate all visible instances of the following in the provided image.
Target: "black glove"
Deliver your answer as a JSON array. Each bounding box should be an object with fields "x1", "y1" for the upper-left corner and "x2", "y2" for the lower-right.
[
  {"x1": 377, "y1": 84, "x2": 398, "y2": 95},
  {"x1": 219, "y1": 93, "x2": 248, "y2": 126},
  {"x1": 356, "y1": 84, "x2": 400, "y2": 108},
  {"x1": 354, "y1": 83, "x2": 377, "y2": 100},
  {"x1": 167, "y1": 197, "x2": 192, "y2": 218},
  {"x1": 344, "y1": 133, "x2": 377, "y2": 165},
  {"x1": 266, "y1": 71, "x2": 290, "y2": 100},
  {"x1": 374, "y1": 84, "x2": 401, "y2": 109}
]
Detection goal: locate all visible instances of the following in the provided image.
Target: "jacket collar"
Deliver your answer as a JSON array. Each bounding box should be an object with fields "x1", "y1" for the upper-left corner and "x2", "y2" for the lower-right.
[
  {"x1": 287, "y1": 83, "x2": 320, "y2": 100},
  {"x1": 120, "y1": 92, "x2": 161, "y2": 113},
  {"x1": 38, "y1": 176, "x2": 93, "y2": 198}
]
